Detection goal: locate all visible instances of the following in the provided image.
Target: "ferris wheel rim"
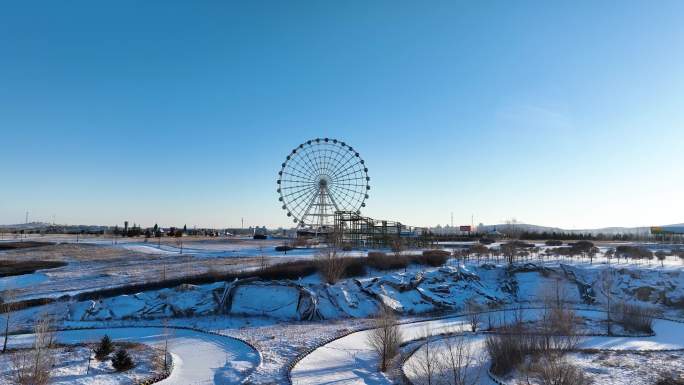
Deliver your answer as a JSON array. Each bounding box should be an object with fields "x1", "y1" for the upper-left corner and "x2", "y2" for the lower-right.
[{"x1": 276, "y1": 138, "x2": 370, "y2": 227}]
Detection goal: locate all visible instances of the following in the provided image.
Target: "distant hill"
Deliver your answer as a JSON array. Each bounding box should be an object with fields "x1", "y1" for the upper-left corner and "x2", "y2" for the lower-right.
[
  {"x1": 0, "y1": 222, "x2": 52, "y2": 230},
  {"x1": 478, "y1": 223, "x2": 684, "y2": 235}
]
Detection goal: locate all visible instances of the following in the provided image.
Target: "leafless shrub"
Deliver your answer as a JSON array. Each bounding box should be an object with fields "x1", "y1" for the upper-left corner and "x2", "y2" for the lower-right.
[
  {"x1": 316, "y1": 241, "x2": 348, "y2": 284},
  {"x1": 367, "y1": 252, "x2": 410, "y2": 270},
  {"x1": 419, "y1": 249, "x2": 450, "y2": 266},
  {"x1": 611, "y1": 301, "x2": 656, "y2": 333},
  {"x1": 538, "y1": 305, "x2": 582, "y2": 353},
  {"x1": 485, "y1": 331, "x2": 526, "y2": 376},
  {"x1": 526, "y1": 355, "x2": 592, "y2": 385},
  {"x1": 367, "y1": 305, "x2": 403, "y2": 372},
  {"x1": 485, "y1": 311, "x2": 531, "y2": 377},
  {"x1": 488, "y1": 304, "x2": 582, "y2": 376},
  {"x1": 655, "y1": 373, "x2": 684, "y2": 385},
  {"x1": 11, "y1": 315, "x2": 55, "y2": 385}
]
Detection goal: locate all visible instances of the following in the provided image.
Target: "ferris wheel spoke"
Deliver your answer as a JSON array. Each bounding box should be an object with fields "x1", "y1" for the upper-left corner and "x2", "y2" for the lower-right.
[
  {"x1": 332, "y1": 176, "x2": 366, "y2": 185},
  {"x1": 332, "y1": 166, "x2": 365, "y2": 183},
  {"x1": 287, "y1": 187, "x2": 318, "y2": 220},
  {"x1": 326, "y1": 146, "x2": 349, "y2": 176},
  {"x1": 311, "y1": 148, "x2": 327, "y2": 176},
  {"x1": 288, "y1": 186, "x2": 319, "y2": 219},
  {"x1": 282, "y1": 171, "x2": 316, "y2": 186},
  {"x1": 280, "y1": 183, "x2": 316, "y2": 199},
  {"x1": 279, "y1": 179, "x2": 315, "y2": 186},
  {"x1": 330, "y1": 156, "x2": 361, "y2": 181},
  {"x1": 287, "y1": 152, "x2": 319, "y2": 181},
  {"x1": 329, "y1": 184, "x2": 360, "y2": 210},
  {"x1": 312, "y1": 148, "x2": 330, "y2": 176},
  {"x1": 328, "y1": 149, "x2": 356, "y2": 178},
  {"x1": 287, "y1": 160, "x2": 316, "y2": 182},
  {"x1": 321, "y1": 145, "x2": 342, "y2": 177},
  {"x1": 303, "y1": 147, "x2": 325, "y2": 177},
  {"x1": 330, "y1": 183, "x2": 365, "y2": 199},
  {"x1": 292, "y1": 154, "x2": 316, "y2": 178},
  {"x1": 281, "y1": 168, "x2": 315, "y2": 183},
  {"x1": 279, "y1": 179, "x2": 314, "y2": 185},
  {"x1": 280, "y1": 183, "x2": 316, "y2": 190}
]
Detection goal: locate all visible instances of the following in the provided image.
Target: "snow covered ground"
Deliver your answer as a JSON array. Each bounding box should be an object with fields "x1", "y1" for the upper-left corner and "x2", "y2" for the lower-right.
[
  {"x1": 568, "y1": 350, "x2": 684, "y2": 385},
  {"x1": 0, "y1": 343, "x2": 162, "y2": 385},
  {"x1": 4, "y1": 327, "x2": 259, "y2": 385},
  {"x1": 5, "y1": 241, "x2": 684, "y2": 384},
  {"x1": 293, "y1": 309, "x2": 684, "y2": 385},
  {"x1": 0, "y1": 271, "x2": 48, "y2": 289}
]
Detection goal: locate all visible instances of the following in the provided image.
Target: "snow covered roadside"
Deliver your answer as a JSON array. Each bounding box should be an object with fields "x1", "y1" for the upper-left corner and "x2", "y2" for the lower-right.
[
  {"x1": 291, "y1": 309, "x2": 684, "y2": 385},
  {"x1": 5, "y1": 327, "x2": 260, "y2": 385}
]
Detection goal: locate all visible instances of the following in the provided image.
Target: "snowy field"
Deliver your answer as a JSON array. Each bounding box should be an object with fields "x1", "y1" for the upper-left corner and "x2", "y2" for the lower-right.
[
  {"x1": 4, "y1": 327, "x2": 259, "y2": 385},
  {"x1": 0, "y1": 343, "x2": 162, "y2": 385},
  {"x1": 293, "y1": 309, "x2": 684, "y2": 385},
  {"x1": 3, "y1": 239, "x2": 684, "y2": 384}
]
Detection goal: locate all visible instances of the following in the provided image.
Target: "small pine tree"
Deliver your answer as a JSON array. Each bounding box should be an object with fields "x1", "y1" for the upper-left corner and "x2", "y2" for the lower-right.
[
  {"x1": 111, "y1": 348, "x2": 134, "y2": 372},
  {"x1": 95, "y1": 335, "x2": 114, "y2": 361}
]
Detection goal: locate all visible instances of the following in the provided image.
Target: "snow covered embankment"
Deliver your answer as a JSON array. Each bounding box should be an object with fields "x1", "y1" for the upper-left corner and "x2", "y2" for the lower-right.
[
  {"x1": 67, "y1": 263, "x2": 684, "y2": 322},
  {"x1": 69, "y1": 265, "x2": 513, "y2": 322}
]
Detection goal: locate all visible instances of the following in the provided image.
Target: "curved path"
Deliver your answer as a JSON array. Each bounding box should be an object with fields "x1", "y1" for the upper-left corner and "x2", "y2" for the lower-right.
[
  {"x1": 7, "y1": 327, "x2": 260, "y2": 385},
  {"x1": 291, "y1": 309, "x2": 684, "y2": 385}
]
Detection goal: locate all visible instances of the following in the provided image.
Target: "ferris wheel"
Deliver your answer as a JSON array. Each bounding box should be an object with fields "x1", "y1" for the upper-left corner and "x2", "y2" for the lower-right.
[{"x1": 277, "y1": 138, "x2": 370, "y2": 230}]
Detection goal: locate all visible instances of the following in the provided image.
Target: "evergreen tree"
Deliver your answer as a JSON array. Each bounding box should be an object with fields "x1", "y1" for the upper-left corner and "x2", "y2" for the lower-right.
[
  {"x1": 111, "y1": 348, "x2": 134, "y2": 371},
  {"x1": 95, "y1": 334, "x2": 114, "y2": 360}
]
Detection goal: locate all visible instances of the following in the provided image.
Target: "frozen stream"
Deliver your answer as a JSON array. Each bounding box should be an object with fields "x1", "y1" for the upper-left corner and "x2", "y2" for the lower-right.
[
  {"x1": 291, "y1": 309, "x2": 684, "y2": 385},
  {"x1": 6, "y1": 327, "x2": 259, "y2": 385}
]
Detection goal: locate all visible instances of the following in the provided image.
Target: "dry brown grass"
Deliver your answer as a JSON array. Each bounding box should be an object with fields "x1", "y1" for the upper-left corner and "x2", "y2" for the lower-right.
[{"x1": 0, "y1": 260, "x2": 66, "y2": 277}]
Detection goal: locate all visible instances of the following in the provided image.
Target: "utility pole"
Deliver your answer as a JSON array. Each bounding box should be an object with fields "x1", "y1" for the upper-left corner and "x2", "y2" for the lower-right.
[
  {"x1": 450, "y1": 212, "x2": 453, "y2": 228},
  {"x1": 25, "y1": 211, "x2": 28, "y2": 224}
]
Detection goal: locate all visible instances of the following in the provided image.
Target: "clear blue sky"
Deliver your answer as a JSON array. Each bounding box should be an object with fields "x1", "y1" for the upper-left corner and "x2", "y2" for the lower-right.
[{"x1": 1, "y1": 1, "x2": 683, "y2": 229}]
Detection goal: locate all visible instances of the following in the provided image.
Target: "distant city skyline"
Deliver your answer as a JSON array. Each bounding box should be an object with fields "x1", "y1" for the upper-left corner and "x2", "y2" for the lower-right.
[{"x1": 2, "y1": 2, "x2": 683, "y2": 229}]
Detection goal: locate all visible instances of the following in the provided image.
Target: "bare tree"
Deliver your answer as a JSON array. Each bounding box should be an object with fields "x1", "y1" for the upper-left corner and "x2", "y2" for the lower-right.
[
  {"x1": 367, "y1": 305, "x2": 403, "y2": 372},
  {"x1": 411, "y1": 326, "x2": 438, "y2": 385},
  {"x1": 656, "y1": 251, "x2": 668, "y2": 267},
  {"x1": 1, "y1": 290, "x2": 16, "y2": 353},
  {"x1": 161, "y1": 319, "x2": 173, "y2": 373},
  {"x1": 599, "y1": 267, "x2": 614, "y2": 335},
  {"x1": 464, "y1": 298, "x2": 481, "y2": 332},
  {"x1": 258, "y1": 246, "x2": 267, "y2": 271},
  {"x1": 391, "y1": 237, "x2": 406, "y2": 272},
  {"x1": 439, "y1": 334, "x2": 483, "y2": 385},
  {"x1": 605, "y1": 248, "x2": 615, "y2": 265},
  {"x1": 501, "y1": 242, "x2": 518, "y2": 265},
  {"x1": 588, "y1": 247, "x2": 599, "y2": 264}
]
